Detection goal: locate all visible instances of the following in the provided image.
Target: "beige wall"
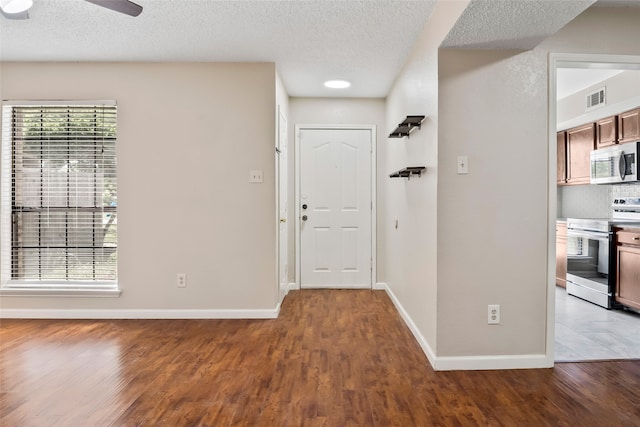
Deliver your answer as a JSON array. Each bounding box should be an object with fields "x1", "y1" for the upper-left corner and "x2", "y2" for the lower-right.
[
  {"x1": 437, "y1": 49, "x2": 548, "y2": 357},
  {"x1": 383, "y1": 0, "x2": 469, "y2": 362},
  {"x1": 288, "y1": 97, "x2": 386, "y2": 283},
  {"x1": 385, "y1": 5, "x2": 640, "y2": 369},
  {"x1": 0, "y1": 62, "x2": 279, "y2": 313},
  {"x1": 541, "y1": 7, "x2": 640, "y2": 56}
]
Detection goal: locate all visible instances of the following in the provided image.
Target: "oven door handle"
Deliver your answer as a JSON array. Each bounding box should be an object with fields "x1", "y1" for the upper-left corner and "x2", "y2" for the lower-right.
[{"x1": 566, "y1": 229, "x2": 610, "y2": 241}]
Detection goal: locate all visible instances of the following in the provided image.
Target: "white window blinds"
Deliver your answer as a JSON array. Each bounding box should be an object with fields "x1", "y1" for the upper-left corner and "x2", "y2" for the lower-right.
[{"x1": 1, "y1": 102, "x2": 117, "y2": 288}]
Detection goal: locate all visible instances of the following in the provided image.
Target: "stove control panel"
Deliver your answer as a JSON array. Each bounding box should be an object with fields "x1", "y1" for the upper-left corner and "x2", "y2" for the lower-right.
[
  {"x1": 612, "y1": 197, "x2": 640, "y2": 220},
  {"x1": 613, "y1": 197, "x2": 640, "y2": 208}
]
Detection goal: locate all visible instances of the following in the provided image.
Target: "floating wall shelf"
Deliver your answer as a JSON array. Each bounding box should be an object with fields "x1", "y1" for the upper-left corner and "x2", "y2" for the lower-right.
[
  {"x1": 389, "y1": 166, "x2": 426, "y2": 179},
  {"x1": 388, "y1": 115, "x2": 426, "y2": 138}
]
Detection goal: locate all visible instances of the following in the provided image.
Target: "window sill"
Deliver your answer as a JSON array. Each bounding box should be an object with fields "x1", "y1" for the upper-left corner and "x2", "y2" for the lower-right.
[{"x1": 0, "y1": 288, "x2": 121, "y2": 298}]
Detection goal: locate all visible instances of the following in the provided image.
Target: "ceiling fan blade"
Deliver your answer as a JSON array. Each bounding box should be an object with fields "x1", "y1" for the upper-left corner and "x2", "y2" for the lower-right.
[
  {"x1": 1, "y1": 9, "x2": 29, "y2": 19},
  {"x1": 85, "y1": 0, "x2": 143, "y2": 17}
]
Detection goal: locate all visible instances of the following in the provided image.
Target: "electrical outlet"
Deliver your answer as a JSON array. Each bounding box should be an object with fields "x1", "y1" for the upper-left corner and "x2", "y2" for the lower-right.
[
  {"x1": 177, "y1": 273, "x2": 187, "y2": 288},
  {"x1": 249, "y1": 170, "x2": 263, "y2": 183},
  {"x1": 488, "y1": 304, "x2": 500, "y2": 325}
]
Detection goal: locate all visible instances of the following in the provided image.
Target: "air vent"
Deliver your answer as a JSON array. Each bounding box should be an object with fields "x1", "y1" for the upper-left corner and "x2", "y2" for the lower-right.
[{"x1": 586, "y1": 87, "x2": 606, "y2": 110}]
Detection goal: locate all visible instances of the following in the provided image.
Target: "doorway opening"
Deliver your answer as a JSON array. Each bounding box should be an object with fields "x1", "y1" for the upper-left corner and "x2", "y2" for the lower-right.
[{"x1": 550, "y1": 54, "x2": 640, "y2": 362}]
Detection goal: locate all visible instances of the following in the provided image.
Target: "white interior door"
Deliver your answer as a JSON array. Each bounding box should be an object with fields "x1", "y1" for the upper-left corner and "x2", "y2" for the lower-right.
[
  {"x1": 299, "y1": 128, "x2": 372, "y2": 288},
  {"x1": 277, "y1": 109, "x2": 288, "y2": 301}
]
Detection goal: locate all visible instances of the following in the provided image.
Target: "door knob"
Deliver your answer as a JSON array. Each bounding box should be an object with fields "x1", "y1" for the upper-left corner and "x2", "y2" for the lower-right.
[{"x1": 302, "y1": 215, "x2": 308, "y2": 221}]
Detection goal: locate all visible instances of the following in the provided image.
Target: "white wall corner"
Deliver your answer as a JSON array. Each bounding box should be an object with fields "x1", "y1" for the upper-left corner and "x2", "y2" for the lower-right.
[
  {"x1": 383, "y1": 285, "x2": 437, "y2": 368},
  {"x1": 0, "y1": 306, "x2": 281, "y2": 320}
]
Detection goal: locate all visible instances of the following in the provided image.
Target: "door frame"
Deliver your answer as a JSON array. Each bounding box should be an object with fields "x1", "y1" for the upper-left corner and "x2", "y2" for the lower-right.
[
  {"x1": 276, "y1": 106, "x2": 288, "y2": 303},
  {"x1": 294, "y1": 124, "x2": 377, "y2": 289},
  {"x1": 547, "y1": 53, "x2": 640, "y2": 366}
]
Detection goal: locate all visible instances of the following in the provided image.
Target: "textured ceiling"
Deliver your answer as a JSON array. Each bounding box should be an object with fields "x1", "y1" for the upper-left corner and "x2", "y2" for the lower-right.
[
  {"x1": 1, "y1": 0, "x2": 637, "y2": 98},
  {"x1": 441, "y1": 0, "x2": 597, "y2": 50},
  {"x1": 0, "y1": 0, "x2": 437, "y2": 98}
]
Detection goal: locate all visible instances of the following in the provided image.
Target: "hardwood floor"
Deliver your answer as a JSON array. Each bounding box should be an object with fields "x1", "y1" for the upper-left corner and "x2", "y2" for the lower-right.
[{"x1": 1, "y1": 289, "x2": 640, "y2": 426}]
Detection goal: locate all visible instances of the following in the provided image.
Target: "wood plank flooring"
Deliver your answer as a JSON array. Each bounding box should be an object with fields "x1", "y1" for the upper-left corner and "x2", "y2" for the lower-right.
[{"x1": 1, "y1": 289, "x2": 640, "y2": 426}]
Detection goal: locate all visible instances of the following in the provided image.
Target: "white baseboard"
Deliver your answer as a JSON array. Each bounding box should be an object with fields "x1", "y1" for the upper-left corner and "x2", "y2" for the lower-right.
[
  {"x1": 300, "y1": 284, "x2": 371, "y2": 289},
  {"x1": 288, "y1": 282, "x2": 299, "y2": 291},
  {"x1": 434, "y1": 354, "x2": 551, "y2": 371},
  {"x1": 381, "y1": 283, "x2": 437, "y2": 368},
  {"x1": 0, "y1": 306, "x2": 281, "y2": 319},
  {"x1": 382, "y1": 283, "x2": 551, "y2": 371},
  {"x1": 373, "y1": 282, "x2": 386, "y2": 290}
]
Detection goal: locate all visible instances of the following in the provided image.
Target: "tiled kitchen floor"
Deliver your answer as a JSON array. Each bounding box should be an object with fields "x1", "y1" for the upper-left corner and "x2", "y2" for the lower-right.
[{"x1": 555, "y1": 286, "x2": 640, "y2": 362}]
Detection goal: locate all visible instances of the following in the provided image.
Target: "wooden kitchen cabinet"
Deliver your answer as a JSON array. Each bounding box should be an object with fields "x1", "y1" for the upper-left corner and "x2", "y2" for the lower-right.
[
  {"x1": 596, "y1": 115, "x2": 617, "y2": 148},
  {"x1": 556, "y1": 221, "x2": 567, "y2": 288},
  {"x1": 566, "y1": 123, "x2": 595, "y2": 185},
  {"x1": 557, "y1": 131, "x2": 567, "y2": 185},
  {"x1": 618, "y1": 108, "x2": 640, "y2": 144},
  {"x1": 615, "y1": 228, "x2": 640, "y2": 311}
]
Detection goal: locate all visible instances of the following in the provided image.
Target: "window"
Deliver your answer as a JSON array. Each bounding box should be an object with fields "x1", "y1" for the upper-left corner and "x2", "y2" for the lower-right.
[{"x1": 1, "y1": 102, "x2": 118, "y2": 294}]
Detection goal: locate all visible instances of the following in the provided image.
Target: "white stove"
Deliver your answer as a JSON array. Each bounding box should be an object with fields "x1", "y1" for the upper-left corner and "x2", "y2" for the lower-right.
[{"x1": 565, "y1": 197, "x2": 640, "y2": 309}]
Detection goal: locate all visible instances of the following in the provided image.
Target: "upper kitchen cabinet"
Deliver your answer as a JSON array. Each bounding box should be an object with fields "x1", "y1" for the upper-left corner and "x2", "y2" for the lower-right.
[
  {"x1": 618, "y1": 108, "x2": 640, "y2": 144},
  {"x1": 566, "y1": 123, "x2": 595, "y2": 185},
  {"x1": 557, "y1": 131, "x2": 567, "y2": 185},
  {"x1": 596, "y1": 115, "x2": 617, "y2": 148}
]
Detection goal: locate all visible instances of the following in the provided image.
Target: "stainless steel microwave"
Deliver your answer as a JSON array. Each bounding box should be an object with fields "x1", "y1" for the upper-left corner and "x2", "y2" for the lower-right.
[{"x1": 590, "y1": 141, "x2": 639, "y2": 184}]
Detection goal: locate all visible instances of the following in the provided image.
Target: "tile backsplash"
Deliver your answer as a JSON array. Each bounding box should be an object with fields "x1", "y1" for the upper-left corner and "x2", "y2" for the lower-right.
[{"x1": 558, "y1": 182, "x2": 640, "y2": 219}]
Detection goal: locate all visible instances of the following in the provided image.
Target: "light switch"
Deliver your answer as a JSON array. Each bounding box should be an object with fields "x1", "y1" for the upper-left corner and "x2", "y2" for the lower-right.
[
  {"x1": 457, "y1": 156, "x2": 469, "y2": 175},
  {"x1": 250, "y1": 170, "x2": 263, "y2": 183}
]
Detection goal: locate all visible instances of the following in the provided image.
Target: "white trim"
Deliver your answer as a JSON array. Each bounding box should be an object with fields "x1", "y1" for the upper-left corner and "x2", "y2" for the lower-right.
[
  {"x1": 0, "y1": 305, "x2": 281, "y2": 319},
  {"x1": 548, "y1": 52, "x2": 559, "y2": 370},
  {"x1": 294, "y1": 124, "x2": 377, "y2": 289},
  {"x1": 382, "y1": 282, "x2": 551, "y2": 371},
  {"x1": 0, "y1": 288, "x2": 121, "y2": 297},
  {"x1": 2, "y1": 100, "x2": 117, "y2": 106},
  {"x1": 276, "y1": 105, "x2": 288, "y2": 305},
  {"x1": 300, "y1": 284, "x2": 371, "y2": 290},
  {"x1": 370, "y1": 126, "x2": 378, "y2": 288},
  {"x1": 288, "y1": 282, "x2": 300, "y2": 291},
  {"x1": 548, "y1": 53, "x2": 640, "y2": 368},
  {"x1": 373, "y1": 282, "x2": 386, "y2": 290},
  {"x1": 382, "y1": 283, "x2": 437, "y2": 368},
  {"x1": 434, "y1": 354, "x2": 550, "y2": 371}
]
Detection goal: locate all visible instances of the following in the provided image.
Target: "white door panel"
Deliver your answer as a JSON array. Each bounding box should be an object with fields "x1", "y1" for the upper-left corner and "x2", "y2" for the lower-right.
[
  {"x1": 299, "y1": 128, "x2": 372, "y2": 288},
  {"x1": 277, "y1": 109, "x2": 288, "y2": 301}
]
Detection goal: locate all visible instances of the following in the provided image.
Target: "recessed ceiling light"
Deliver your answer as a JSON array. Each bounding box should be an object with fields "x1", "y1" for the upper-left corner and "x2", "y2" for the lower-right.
[
  {"x1": 0, "y1": 0, "x2": 33, "y2": 14},
  {"x1": 324, "y1": 80, "x2": 351, "y2": 89}
]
